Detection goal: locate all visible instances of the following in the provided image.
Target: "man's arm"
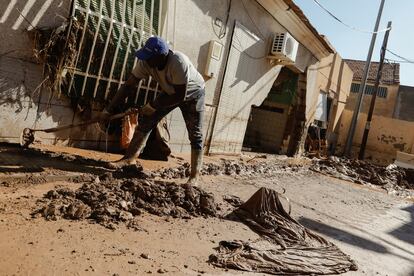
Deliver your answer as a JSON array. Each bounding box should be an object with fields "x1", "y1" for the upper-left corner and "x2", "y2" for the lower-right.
[{"x1": 105, "y1": 75, "x2": 141, "y2": 113}]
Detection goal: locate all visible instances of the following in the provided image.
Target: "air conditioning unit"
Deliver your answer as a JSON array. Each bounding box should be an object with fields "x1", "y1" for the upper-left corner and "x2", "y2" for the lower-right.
[{"x1": 269, "y1": 32, "x2": 299, "y2": 64}]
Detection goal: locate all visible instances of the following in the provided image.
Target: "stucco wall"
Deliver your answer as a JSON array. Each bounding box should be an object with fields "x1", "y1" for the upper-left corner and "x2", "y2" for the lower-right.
[
  {"x1": 306, "y1": 53, "x2": 353, "y2": 131},
  {"x1": 337, "y1": 109, "x2": 414, "y2": 164},
  {"x1": 394, "y1": 85, "x2": 414, "y2": 121},
  {"x1": 1, "y1": 0, "x2": 327, "y2": 155},
  {"x1": 345, "y1": 82, "x2": 399, "y2": 118},
  {"x1": 0, "y1": 0, "x2": 73, "y2": 144},
  {"x1": 164, "y1": 0, "x2": 322, "y2": 153},
  {"x1": 0, "y1": 0, "x2": 116, "y2": 150}
]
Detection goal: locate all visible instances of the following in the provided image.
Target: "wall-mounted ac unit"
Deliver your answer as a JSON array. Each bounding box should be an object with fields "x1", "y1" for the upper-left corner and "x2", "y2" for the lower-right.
[{"x1": 268, "y1": 32, "x2": 299, "y2": 64}]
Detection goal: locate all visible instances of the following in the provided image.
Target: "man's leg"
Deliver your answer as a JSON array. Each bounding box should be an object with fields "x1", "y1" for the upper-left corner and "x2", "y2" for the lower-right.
[
  {"x1": 179, "y1": 93, "x2": 205, "y2": 185},
  {"x1": 108, "y1": 104, "x2": 177, "y2": 168}
]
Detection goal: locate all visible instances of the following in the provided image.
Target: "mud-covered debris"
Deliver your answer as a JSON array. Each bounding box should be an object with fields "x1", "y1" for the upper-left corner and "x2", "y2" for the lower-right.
[
  {"x1": 154, "y1": 160, "x2": 304, "y2": 179},
  {"x1": 311, "y1": 157, "x2": 414, "y2": 197},
  {"x1": 140, "y1": 253, "x2": 150, "y2": 259},
  {"x1": 210, "y1": 187, "x2": 357, "y2": 275},
  {"x1": 223, "y1": 195, "x2": 244, "y2": 207},
  {"x1": 33, "y1": 177, "x2": 218, "y2": 229}
]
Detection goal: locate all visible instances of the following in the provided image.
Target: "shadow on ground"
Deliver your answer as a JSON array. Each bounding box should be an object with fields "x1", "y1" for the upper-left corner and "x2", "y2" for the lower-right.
[
  {"x1": 0, "y1": 143, "x2": 110, "y2": 175},
  {"x1": 299, "y1": 217, "x2": 388, "y2": 254},
  {"x1": 389, "y1": 205, "x2": 414, "y2": 246}
]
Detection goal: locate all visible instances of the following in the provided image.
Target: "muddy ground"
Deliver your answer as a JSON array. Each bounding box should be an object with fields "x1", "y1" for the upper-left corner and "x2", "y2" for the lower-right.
[{"x1": 0, "y1": 144, "x2": 413, "y2": 275}]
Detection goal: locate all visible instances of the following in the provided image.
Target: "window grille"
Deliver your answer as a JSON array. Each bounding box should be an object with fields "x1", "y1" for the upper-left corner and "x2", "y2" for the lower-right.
[
  {"x1": 350, "y1": 83, "x2": 388, "y2": 98},
  {"x1": 66, "y1": 0, "x2": 165, "y2": 106}
]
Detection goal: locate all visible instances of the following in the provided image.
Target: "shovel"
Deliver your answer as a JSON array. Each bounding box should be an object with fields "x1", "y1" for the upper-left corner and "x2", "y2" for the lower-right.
[{"x1": 20, "y1": 109, "x2": 139, "y2": 148}]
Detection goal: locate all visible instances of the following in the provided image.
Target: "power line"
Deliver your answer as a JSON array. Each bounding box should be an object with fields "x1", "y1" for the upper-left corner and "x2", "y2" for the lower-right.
[
  {"x1": 385, "y1": 58, "x2": 414, "y2": 64},
  {"x1": 240, "y1": 0, "x2": 266, "y2": 39},
  {"x1": 386, "y1": 49, "x2": 414, "y2": 63},
  {"x1": 312, "y1": 0, "x2": 391, "y2": 34}
]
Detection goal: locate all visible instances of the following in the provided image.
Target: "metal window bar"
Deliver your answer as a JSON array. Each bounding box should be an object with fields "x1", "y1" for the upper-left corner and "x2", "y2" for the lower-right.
[
  {"x1": 158, "y1": 0, "x2": 162, "y2": 36},
  {"x1": 131, "y1": 0, "x2": 149, "y2": 105},
  {"x1": 117, "y1": 0, "x2": 144, "y2": 93},
  {"x1": 119, "y1": 0, "x2": 146, "y2": 88},
  {"x1": 79, "y1": 0, "x2": 104, "y2": 96},
  {"x1": 92, "y1": 0, "x2": 116, "y2": 98},
  {"x1": 150, "y1": 0, "x2": 154, "y2": 35},
  {"x1": 68, "y1": 0, "x2": 165, "y2": 105},
  {"x1": 350, "y1": 83, "x2": 387, "y2": 98},
  {"x1": 104, "y1": 0, "x2": 128, "y2": 100},
  {"x1": 67, "y1": 0, "x2": 91, "y2": 97}
]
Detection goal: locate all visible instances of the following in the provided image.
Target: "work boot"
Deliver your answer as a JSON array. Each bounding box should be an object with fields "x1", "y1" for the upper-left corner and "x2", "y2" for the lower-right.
[
  {"x1": 187, "y1": 149, "x2": 203, "y2": 185},
  {"x1": 107, "y1": 131, "x2": 150, "y2": 169}
]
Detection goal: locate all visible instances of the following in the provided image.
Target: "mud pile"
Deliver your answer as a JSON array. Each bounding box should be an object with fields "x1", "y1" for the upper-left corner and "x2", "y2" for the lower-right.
[
  {"x1": 33, "y1": 174, "x2": 217, "y2": 230},
  {"x1": 154, "y1": 160, "x2": 303, "y2": 179},
  {"x1": 311, "y1": 157, "x2": 414, "y2": 197}
]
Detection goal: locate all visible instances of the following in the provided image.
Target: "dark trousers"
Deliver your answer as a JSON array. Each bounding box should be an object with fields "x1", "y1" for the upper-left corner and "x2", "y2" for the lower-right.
[{"x1": 136, "y1": 90, "x2": 205, "y2": 151}]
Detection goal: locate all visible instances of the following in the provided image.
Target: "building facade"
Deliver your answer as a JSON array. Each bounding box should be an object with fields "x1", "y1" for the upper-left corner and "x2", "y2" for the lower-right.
[
  {"x1": 1, "y1": 0, "x2": 353, "y2": 157},
  {"x1": 337, "y1": 59, "x2": 414, "y2": 164}
]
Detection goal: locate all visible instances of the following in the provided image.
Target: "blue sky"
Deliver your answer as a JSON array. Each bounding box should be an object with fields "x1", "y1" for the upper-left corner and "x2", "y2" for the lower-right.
[{"x1": 293, "y1": 0, "x2": 414, "y2": 86}]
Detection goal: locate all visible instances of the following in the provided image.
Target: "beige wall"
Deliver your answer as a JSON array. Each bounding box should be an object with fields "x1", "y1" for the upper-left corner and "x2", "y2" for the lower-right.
[
  {"x1": 306, "y1": 53, "x2": 353, "y2": 132},
  {"x1": 345, "y1": 82, "x2": 399, "y2": 118},
  {"x1": 337, "y1": 109, "x2": 414, "y2": 164},
  {"x1": 163, "y1": 0, "x2": 328, "y2": 153},
  {"x1": 0, "y1": 0, "x2": 331, "y2": 154}
]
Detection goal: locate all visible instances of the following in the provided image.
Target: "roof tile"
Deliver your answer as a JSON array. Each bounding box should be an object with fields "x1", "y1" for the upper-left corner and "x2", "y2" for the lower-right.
[{"x1": 344, "y1": 59, "x2": 400, "y2": 85}]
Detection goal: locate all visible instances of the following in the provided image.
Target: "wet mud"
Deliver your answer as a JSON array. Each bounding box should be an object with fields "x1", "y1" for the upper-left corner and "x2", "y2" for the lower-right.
[{"x1": 33, "y1": 172, "x2": 218, "y2": 230}]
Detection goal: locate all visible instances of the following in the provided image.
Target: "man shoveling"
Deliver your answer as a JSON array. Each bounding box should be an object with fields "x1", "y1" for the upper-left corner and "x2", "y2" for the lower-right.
[{"x1": 101, "y1": 36, "x2": 205, "y2": 185}]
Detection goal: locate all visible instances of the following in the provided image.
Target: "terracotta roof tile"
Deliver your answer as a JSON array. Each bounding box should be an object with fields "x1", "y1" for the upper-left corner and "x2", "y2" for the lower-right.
[{"x1": 344, "y1": 59, "x2": 400, "y2": 85}]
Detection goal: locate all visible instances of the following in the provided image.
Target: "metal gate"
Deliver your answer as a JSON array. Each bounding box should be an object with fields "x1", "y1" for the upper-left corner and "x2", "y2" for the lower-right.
[{"x1": 67, "y1": 0, "x2": 168, "y2": 106}]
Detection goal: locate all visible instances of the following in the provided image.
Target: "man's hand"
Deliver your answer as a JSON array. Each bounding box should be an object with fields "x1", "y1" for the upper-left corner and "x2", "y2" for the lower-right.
[{"x1": 141, "y1": 103, "x2": 156, "y2": 117}]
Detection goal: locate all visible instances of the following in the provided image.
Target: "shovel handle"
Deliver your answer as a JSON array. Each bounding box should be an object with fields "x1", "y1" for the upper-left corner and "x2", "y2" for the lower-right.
[{"x1": 34, "y1": 109, "x2": 139, "y2": 133}]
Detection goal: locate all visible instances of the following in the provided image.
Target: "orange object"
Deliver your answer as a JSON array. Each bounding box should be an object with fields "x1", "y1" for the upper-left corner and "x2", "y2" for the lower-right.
[{"x1": 120, "y1": 113, "x2": 138, "y2": 149}]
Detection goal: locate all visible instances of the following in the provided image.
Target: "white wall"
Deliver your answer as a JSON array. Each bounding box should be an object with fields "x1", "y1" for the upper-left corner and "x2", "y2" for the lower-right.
[{"x1": 163, "y1": 0, "x2": 320, "y2": 153}]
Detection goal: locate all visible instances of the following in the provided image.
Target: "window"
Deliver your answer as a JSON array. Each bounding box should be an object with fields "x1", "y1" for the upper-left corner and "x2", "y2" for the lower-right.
[
  {"x1": 66, "y1": 0, "x2": 166, "y2": 105},
  {"x1": 350, "y1": 83, "x2": 388, "y2": 98}
]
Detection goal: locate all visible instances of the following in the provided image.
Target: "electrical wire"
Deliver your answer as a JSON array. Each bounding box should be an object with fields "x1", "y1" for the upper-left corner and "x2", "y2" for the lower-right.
[
  {"x1": 385, "y1": 58, "x2": 414, "y2": 64},
  {"x1": 212, "y1": 0, "x2": 232, "y2": 40},
  {"x1": 312, "y1": 0, "x2": 391, "y2": 34},
  {"x1": 386, "y1": 49, "x2": 414, "y2": 63},
  {"x1": 233, "y1": 32, "x2": 268, "y2": 60},
  {"x1": 240, "y1": 0, "x2": 266, "y2": 39}
]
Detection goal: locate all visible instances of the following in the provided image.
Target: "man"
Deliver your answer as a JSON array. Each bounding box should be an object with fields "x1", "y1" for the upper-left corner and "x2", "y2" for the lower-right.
[{"x1": 102, "y1": 36, "x2": 205, "y2": 185}]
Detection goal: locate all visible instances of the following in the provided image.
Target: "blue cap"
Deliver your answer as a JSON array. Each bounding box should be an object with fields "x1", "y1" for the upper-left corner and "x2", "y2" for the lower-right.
[{"x1": 135, "y1": 36, "x2": 169, "y2": 60}]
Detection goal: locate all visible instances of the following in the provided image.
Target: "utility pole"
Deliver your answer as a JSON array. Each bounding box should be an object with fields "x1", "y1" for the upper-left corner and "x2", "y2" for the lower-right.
[
  {"x1": 358, "y1": 21, "x2": 392, "y2": 160},
  {"x1": 344, "y1": 0, "x2": 386, "y2": 157}
]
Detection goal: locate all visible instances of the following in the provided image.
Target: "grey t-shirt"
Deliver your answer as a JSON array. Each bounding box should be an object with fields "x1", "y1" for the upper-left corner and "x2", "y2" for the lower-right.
[{"x1": 131, "y1": 51, "x2": 205, "y2": 99}]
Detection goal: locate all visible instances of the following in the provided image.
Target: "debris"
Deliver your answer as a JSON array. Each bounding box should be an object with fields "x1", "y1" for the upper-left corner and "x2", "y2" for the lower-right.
[
  {"x1": 140, "y1": 253, "x2": 149, "y2": 259},
  {"x1": 311, "y1": 157, "x2": 414, "y2": 197},
  {"x1": 210, "y1": 187, "x2": 358, "y2": 275},
  {"x1": 33, "y1": 176, "x2": 218, "y2": 229},
  {"x1": 154, "y1": 159, "x2": 304, "y2": 179},
  {"x1": 222, "y1": 195, "x2": 243, "y2": 207},
  {"x1": 157, "y1": 268, "x2": 166, "y2": 274}
]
